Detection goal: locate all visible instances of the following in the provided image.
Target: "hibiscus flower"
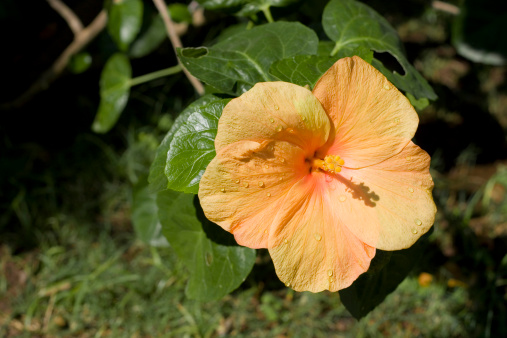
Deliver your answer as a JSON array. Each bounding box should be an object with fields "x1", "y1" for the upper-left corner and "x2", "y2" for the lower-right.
[{"x1": 198, "y1": 56, "x2": 437, "y2": 292}]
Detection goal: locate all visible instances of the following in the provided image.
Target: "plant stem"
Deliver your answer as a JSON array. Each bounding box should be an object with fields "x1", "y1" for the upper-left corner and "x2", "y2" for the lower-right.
[
  {"x1": 129, "y1": 65, "x2": 182, "y2": 87},
  {"x1": 262, "y1": 6, "x2": 274, "y2": 23}
]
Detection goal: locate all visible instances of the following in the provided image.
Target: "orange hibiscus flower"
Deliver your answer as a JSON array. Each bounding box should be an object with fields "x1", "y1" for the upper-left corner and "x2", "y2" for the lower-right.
[{"x1": 198, "y1": 56, "x2": 437, "y2": 292}]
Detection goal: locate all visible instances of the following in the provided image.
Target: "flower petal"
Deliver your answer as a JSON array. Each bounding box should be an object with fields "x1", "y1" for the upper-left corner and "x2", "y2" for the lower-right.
[
  {"x1": 198, "y1": 139, "x2": 309, "y2": 248},
  {"x1": 216, "y1": 82, "x2": 331, "y2": 155},
  {"x1": 268, "y1": 174, "x2": 375, "y2": 292},
  {"x1": 312, "y1": 56, "x2": 419, "y2": 168},
  {"x1": 327, "y1": 141, "x2": 436, "y2": 250}
]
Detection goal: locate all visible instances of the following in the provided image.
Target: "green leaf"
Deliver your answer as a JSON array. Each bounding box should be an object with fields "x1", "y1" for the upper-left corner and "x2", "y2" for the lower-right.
[
  {"x1": 322, "y1": 0, "x2": 436, "y2": 100},
  {"x1": 92, "y1": 53, "x2": 131, "y2": 134},
  {"x1": 165, "y1": 99, "x2": 230, "y2": 194},
  {"x1": 148, "y1": 95, "x2": 224, "y2": 192},
  {"x1": 270, "y1": 46, "x2": 373, "y2": 89},
  {"x1": 339, "y1": 230, "x2": 432, "y2": 320},
  {"x1": 452, "y1": 0, "x2": 507, "y2": 65},
  {"x1": 177, "y1": 22, "x2": 319, "y2": 95},
  {"x1": 132, "y1": 179, "x2": 169, "y2": 247},
  {"x1": 108, "y1": 0, "x2": 144, "y2": 51},
  {"x1": 157, "y1": 190, "x2": 256, "y2": 301},
  {"x1": 130, "y1": 4, "x2": 191, "y2": 59},
  {"x1": 68, "y1": 52, "x2": 92, "y2": 74},
  {"x1": 270, "y1": 55, "x2": 339, "y2": 89},
  {"x1": 196, "y1": 0, "x2": 298, "y2": 16}
]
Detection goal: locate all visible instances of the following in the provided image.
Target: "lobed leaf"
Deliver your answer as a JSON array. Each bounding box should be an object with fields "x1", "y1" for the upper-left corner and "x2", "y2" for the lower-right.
[
  {"x1": 177, "y1": 22, "x2": 319, "y2": 95},
  {"x1": 157, "y1": 190, "x2": 256, "y2": 301},
  {"x1": 322, "y1": 0, "x2": 436, "y2": 100}
]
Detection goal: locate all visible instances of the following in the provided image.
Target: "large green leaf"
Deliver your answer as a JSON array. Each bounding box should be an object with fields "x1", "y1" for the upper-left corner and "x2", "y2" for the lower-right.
[
  {"x1": 164, "y1": 99, "x2": 230, "y2": 194},
  {"x1": 269, "y1": 46, "x2": 373, "y2": 89},
  {"x1": 339, "y1": 230, "x2": 432, "y2": 319},
  {"x1": 131, "y1": 179, "x2": 169, "y2": 247},
  {"x1": 108, "y1": 0, "x2": 144, "y2": 51},
  {"x1": 157, "y1": 190, "x2": 256, "y2": 301},
  {"x1": 177, "y1": 22, "x2": 319, "y2": 95},
  {"x1": 92, "y1": 53, "x2": 131, "y2": 134},
  {"x1": 148, "y1": 95, "x2": 224, "y2": 192},
  {"x1": 322, "y1": 0, "x2": 436, "y2": 100},
  {"x1": 196, "y1": 0, "x2": 298, "y2": 16}
]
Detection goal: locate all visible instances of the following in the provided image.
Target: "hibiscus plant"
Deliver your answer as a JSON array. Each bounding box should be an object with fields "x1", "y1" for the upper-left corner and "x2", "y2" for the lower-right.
[{"x1": 95, "y1": 0, "x2": 438, "y2": 319}]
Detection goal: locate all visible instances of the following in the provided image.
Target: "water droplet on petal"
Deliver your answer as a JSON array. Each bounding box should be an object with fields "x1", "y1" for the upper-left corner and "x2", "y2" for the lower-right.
[
  {"x1": 269, "y1": 118, "x2": 275, "y2": 123},
  {"x1": 264, "y1": 230, "x2": 268, "y2": 234},
  {"x1": 314, "y1": 233, "x2": 321, "y2": 241},
  {"x1": 264, "y1": 164, "x2": 269, "y2": 169},
  {"x1": 235, "y1": 179, "x2": 240, "y2": 184},
  {"x1": 287, "y1": 128, "x2": 295, "y2": 133},
  {"x1": 274, "y1": 105, "x2": 279, "y2": 110},
  {"x1": 384, "y1": 84, "x2": 391, "y2": 90},
  {"x1": 412, "y1": 229, "x2": 418, "y2": 234},
  {"x1": 339, "y1": 195, "x2": 346, "y2": 202},
  {"x1": 408, "y1": 187, "x2": 414, "y2": 193},
  {"x1": 394, "y1": 117, "x2": 400, "y2": 123},
  {"x1": 280, "y1": 158, "x2": 285, "y2": 163},
  {"x1": 284, "y1": 239, "x2": 288, "y2": 244},
  {"x1": 415, "y1": 219, "x2": 422, "y2": 226},
  {"x1": 285, "y1": 282, "x2": 291, "y2": 287},
  {"x1": 279, "y1": 177, "x2": 283, "y2": 181},
  {"x1": 266, "y1": 192, "x2": 271, "y2": 197},
  {"x1": 406, "y1": 156, "x2": 412, "y2": 161},
  {"x1": 301, "y1": 116, "x2": 306, "y2": 121},
  {"x1": 258, "y1": 181, "x2": 264, "y2": 187},
  {"x1": 327, "y1": 270, "x2": 333, "y2": 277},
  {"x1": 276, "y1": 125, "x2": 283, "y2": 132},
  {"x1": 220, "y1": 188, "x2": 226, "y2": 193},
  {"x1": 243, "y1": 182, "x2": 249, "y2": 188}
]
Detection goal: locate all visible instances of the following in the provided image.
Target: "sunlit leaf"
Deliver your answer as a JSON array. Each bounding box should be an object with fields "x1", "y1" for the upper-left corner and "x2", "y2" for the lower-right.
[
  {"x1": 164, "y1": 99, "x2": 230, "y2": 194},
  {"x1": 92, "y1": 53, "x2": 131, "y2": 134},
  {"x1": 157, "y1": 190, "x2": 256, "y2": 301},
  {"x1": 148, "y1": 95, "x2": 224, "y2": 192},
  {"x1": 108, "y1": 0, "x2": 144, "y2": 51},
  {"x1": 177, "y1": 22, "x2": 318, "y2": 95},
  {"x1": 322, "y1": 0, "x2": 436, "y2": 100}
]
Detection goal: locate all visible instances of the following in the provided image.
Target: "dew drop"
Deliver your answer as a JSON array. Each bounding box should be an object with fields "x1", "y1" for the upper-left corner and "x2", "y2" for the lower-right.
[
  {"x1": 220, "y1": 188, "x2": 226, "y2": 193},
  {"x1": 243, "y1": 182, "x2": 249, "y2": 188},
  {"x1": 287, "y1": 128, "x2": 295, "y2": 133},
  {"x1": 276, "y1": 125, "x2": 283, "y2": 132},
  {"x1": 269, "y1": 118, "x2": 275, "y2": 123},
  {"x1": 258, "y1": 181, "x2": 264, "y2": 187},
  {"x1": 279, "y1": 177, "x2": 283, "y2": 181},
  {"x1": 408, "y1": 187, "x2": 414, "y2": 193},
  {"x1": 327, "y1": 270, "x2": 333, "y2": 277},
  {"x1": 406, "y1": 156, "x2": 412, "y2": 161},
  {"x1": 415, "y1": 219, "x2": 422, "y2": 226},
  {"x1": 339, "y1": 195, "x2": 346, "y2": 202},
  {"x1": 266, "y1": 192, "x2": 271, "y2": 197},
  {"x1": 384, "y1": 84, "x2": 391, "y2": 90},
  {"x1": 235, "y1": 179, "x2": 240, "y2": 184},
  {"x1": 285, "y1": 282, "x2": 291, "y2": 287},
  {"x1": 412, "y1": 229, "x2": 418, "y2": 234},
  {"x1": 284, "y1": 239, "x2": 288, "y2": 244},
  {"x1": 264, "y1": 230, "x2": 268, "y2": 234},
  {"x1": 314, "y1": 233, "x2": 322, "y2": 241},
  {"x1": 280, "y1": 158, "x2": 285, "y2": 163},
  {"x1": 301, "y1": 116, "x2": 306, "y2": 121},
  {"x1": 274, "y1": 105, "x2": 279, "y2": 110},
  {"x1": 264, "y1": 164, "x2": 269, "y2": 169}
]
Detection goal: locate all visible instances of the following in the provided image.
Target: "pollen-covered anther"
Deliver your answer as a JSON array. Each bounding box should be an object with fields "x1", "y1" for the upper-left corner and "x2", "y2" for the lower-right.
[{"x1": 313, "y1": 155, "x2": 345, "y2": 173}]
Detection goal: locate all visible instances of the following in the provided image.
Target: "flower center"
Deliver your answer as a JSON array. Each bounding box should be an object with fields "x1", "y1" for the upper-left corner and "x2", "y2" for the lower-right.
[{"x1": 311, "y1": 155, "x2": 345, "y2": 173}]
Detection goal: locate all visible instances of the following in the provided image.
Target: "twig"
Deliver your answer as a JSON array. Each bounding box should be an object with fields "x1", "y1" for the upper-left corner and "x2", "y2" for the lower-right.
[
  {"x1": 432, "y1": 1, "x2": 460, "y2": 15},
  {"x1": 1, "y1": 10, "x2": 107, "y2": 109},
  {"x1": 47, "y1": 0, "x2": 83, "y2": 35},
  {"x1": 152, "y1": 0, "x2": 205, "y2": 95}
]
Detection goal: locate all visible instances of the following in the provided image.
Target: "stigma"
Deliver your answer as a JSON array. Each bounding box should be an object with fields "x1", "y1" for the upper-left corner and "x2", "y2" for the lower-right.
[{"x1": 312, "y1": 155, "x2": 345, "y2": 174}]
